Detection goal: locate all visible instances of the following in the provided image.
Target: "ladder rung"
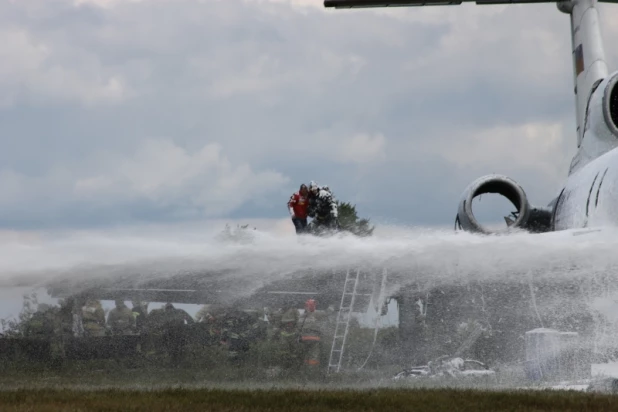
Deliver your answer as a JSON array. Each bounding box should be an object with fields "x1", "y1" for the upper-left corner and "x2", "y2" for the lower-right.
[{"x1": 329, "y1": 269, "x2": 362, "y2": 375}]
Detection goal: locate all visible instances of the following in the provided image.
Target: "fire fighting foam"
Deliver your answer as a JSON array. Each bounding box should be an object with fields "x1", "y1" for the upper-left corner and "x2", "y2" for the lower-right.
[{"x1": 1, "y1": 223, "x2": 618, "y2": 297}]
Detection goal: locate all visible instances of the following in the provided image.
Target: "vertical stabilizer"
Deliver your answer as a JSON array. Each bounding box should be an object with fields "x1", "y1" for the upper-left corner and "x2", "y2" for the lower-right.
[{"x1": 560, "y1": 0, "x2": 609, "y2": 147}]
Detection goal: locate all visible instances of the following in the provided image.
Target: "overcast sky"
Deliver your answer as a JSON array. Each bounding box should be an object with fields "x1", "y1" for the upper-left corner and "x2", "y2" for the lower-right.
[{"x1": 1, "y1": 0, "x2": 618, "y2": 232}]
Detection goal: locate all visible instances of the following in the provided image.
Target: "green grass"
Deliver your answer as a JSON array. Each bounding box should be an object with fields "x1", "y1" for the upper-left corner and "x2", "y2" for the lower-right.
[{"x1": 0, "y1": 388, "x2": 616, "y2": 412}]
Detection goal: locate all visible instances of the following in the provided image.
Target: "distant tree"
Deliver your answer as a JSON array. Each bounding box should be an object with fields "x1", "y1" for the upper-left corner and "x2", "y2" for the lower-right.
[
  {"x1": 337, "y1": 202, "x2": 375, "y2": 237},
  {"x1": 0, "y1": 292, "x2": 44, "y2": 337}
]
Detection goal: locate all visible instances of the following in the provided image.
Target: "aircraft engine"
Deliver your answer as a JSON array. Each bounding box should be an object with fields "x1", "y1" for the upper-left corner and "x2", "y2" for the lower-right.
[
  {"x1": 455, "y1": 175, "x2": 551, "y2": 234},
  {"x1": 605, "y1": 72, "x2": 618, "y2": 132},
  {"x1": 585, "y1": 71, "x2": 618, "y2": 142}
]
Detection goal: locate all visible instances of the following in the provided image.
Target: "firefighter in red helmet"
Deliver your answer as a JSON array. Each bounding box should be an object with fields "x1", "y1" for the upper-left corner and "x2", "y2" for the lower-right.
[{"x1": 299, "y1": 299, "x2": 322, "y2": 372}]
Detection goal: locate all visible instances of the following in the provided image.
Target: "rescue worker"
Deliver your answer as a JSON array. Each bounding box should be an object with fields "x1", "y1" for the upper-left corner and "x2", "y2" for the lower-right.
[
  {"x1": 267, "y1": 307, "x2": 284, "y2": 341},
  {"x1": 132, "y1": 301, "x2": 147, "y2": 330},
  {"x1": 298, "y1": 299, "x2": 323, "y2": 372},
  {"x1": 142, "y1": 305, "x2": 166, "y2": 355},
  {"x1": 129, "y1": 301, "x2": 148, "y2": 353},
  {"x1": 195, "y1": 304, "x2": 211, "y2": 323},
  {"x1": 131, "y1": 301, "x2": 148, "y2": 333},
  {"x1": 107, "y1": 299, "x2": 135, "y2": 335},
  {"x1": 288, "y1": 183, "x2": 310, "y2": 234},
  {"x1": 160, "y1": 303, "x2": 194, "y2": 364},
  {"x1": 220, "y1": 308, "x2": 258, "y2": 361},
  {"x1": 56, "y1": 298, "x2": 75, "y2": 335},
  {"x1": 51, "y1": 298, "x2": 78, "y2": 363},
  {"x1": 196, "y1": 304, "x2": 224, "y2": 346},
  {"x1": 81, "y1": 298, "x2": 105, "y2": 337},
  {"x1": 276, "y1": 307, "x2": 302, "y2": 370},
  {"x1": 307, "y1": 181, "x2": 340, "y2": 234}
]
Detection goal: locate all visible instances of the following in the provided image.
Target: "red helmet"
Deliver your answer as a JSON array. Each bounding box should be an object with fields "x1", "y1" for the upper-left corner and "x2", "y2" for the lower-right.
[{"x1": 305, "y1": 299, "x2": 316, "y2": 313}]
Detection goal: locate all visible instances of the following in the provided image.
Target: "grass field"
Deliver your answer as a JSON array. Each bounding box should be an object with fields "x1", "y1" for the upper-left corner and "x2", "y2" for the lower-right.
[{"x1": 0, "y1": 388, "x2": 617, "y2": 411}]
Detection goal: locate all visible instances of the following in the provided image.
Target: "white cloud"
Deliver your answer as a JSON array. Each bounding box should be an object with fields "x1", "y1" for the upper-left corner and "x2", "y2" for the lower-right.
[
  {"x1": 73, "y1": 0, "x2": 146, "y2": 8},
  {"x1": 338, "y1": 133, "x2": 387, "y2": 164},
  {"x1": 0, "y1": 27, "x2": 131, "y2": 106},
  {"x1": 243, "y1": 0, "x2": 324, "y2": 10},
  {"x1": 193, "y1": 48, "x2": 365, "y2": 101},
  {"x1": 73, "y1": 139, "x2": 289, "y2": 217},
  {"x1": 0, "y1": 0, "x2": 616, "y2": 227},
  {"x1": 0, "y1": 139, "x2": 287, "y2": 224},
  {"x1": 439, "y1": 122, "x2": 566, "y2": 169}
]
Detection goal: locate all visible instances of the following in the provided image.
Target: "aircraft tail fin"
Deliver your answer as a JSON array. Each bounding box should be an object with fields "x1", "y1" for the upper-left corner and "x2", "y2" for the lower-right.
[{"x1": 563, "y1": 0, "x2": 610, "y2": 147}]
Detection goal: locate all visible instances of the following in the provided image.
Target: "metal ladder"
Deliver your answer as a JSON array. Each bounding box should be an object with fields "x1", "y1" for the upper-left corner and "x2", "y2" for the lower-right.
[{"x1": 327, "y1": 268, "x2": 361, "y2": 374}]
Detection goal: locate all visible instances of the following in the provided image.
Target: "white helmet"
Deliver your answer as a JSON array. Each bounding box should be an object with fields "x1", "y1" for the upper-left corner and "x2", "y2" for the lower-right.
[{"x1": 309, "y1": 181, "x2": 319, "y2": 193}]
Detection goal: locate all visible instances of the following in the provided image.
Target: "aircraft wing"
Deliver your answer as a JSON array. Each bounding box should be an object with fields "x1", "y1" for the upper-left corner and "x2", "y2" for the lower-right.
[{"x1": 324, "y1": 0, "x2": 617, "y2": 7}]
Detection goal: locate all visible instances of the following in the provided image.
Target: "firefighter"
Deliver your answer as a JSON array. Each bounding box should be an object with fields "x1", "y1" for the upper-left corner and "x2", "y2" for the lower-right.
[
  {"x1": 222, "y1": 309, "x2": 257, "y2": 362},
  {"x1": 160, "y1": 303, "x2": 194, "y2": 364},
  {"x1": 131, "y1": 301, "x2": 148, "y2": 333},
  {"x1": 200, "y1": 305, "x2": 226, "y2": 346},
  {"x1": 298, "y1": 299, "x2": 323, "y2": 372},
  {"x1": 267, "y1": 308, "x2": 284, "y2": 341},
  {"x1": 276, "y1": 307, "x2": 301, "y2": 370},
  {"x1": 81, "y1": 298, "x2": 105, "y2": 337},
  {"x1": 288, "y1": 184, "x2": 310, "y2": 234},
  {"x1": 107, "y1": 299, "x2": 135, "y2": 335},
  {"x1": 307, "y1": 182, "x2": 340, "y2": 235}
]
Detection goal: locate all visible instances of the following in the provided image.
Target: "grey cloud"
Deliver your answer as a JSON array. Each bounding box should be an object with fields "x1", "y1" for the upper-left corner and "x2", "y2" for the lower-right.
[{"x1": 0, "y1": 0, "x2": 615, "y2": 228}]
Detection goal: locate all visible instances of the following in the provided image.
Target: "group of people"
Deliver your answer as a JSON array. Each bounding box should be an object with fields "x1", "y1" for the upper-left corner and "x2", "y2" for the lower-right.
[
  {"x1": 70, "y1": 299, "x2": 193, "y2": 338},
  {"x1": 287, "y1": 181, "x2": 339, "y2": 235}
]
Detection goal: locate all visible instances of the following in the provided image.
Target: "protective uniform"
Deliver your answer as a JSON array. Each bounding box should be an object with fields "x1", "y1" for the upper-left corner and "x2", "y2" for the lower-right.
[
  {"x1": 299, "y1": 299, "x2": 323, "y2": 370},
  {"x1": 57, "y1": 298, "x2": 77, "y2": 338},
  {"x1": 307, "y1": 183, "x2": 339, "y2": 234},
  {"x1": 222, "y1": 309, "x2": 262, "y2": 360},
  {"x1": 81, "y1": 299, "x2": 106, "y2": 337},
  {"x1": 160, "y1": 303, "x2": 194, "y2": 363},
  {"x1": 288, "y1": 184, "x2": 310, "y2": 234},
  {"x1": 198, "y1": 305, "x2": 226, "y2": 346},
  {"x1": 107, "y1": 300, "x2": 135, "y2": 335},
  {"x1": 276, "y1": 308, "x2": 301, "y2": 370},
  {"x1": 268, "y1": 308, "x2": 284, "y2": 340},
  {"x1": 131, "y1": 301, "x2": 148, "y2": 333}
]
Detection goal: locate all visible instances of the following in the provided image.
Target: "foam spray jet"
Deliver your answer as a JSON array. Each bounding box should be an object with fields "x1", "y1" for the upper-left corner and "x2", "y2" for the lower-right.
[{"x1": 325, "y1": 0, "x2": 618, "y2": 235}]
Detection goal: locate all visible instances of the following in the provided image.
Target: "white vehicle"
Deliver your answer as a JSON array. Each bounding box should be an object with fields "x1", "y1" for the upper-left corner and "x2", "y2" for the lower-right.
[{"x1": 325, "y1": 0, "x2": 618, "y2": 235}]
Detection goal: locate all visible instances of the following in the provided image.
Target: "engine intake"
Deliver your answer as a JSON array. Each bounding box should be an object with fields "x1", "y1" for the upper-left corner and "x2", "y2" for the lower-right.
[
  {"x1": 455, "y1": 175, "x2": 550, "y2": 234},
  {"x1": 606, "y1": 74, "x2": 618, "y2": 132}
]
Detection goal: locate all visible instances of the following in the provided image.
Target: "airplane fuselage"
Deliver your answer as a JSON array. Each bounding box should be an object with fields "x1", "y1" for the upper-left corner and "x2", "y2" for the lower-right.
[
  {"x1": 553, "y1": 70, "x2": 618, "y2": 230},
  {"x1": 554, "y1": 143, "x2": 618, "y2": 230}
]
